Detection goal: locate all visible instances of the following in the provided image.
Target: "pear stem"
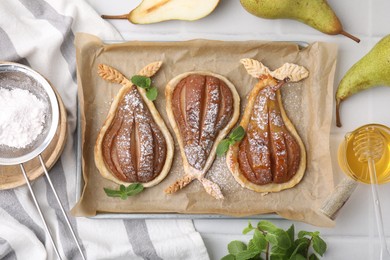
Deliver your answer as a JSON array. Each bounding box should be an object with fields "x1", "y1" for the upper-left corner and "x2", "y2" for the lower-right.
[
  {"x1": 340, "y1": 31, "x2": 360, "y2": 43},
  {"x1": 271, "y1": 77, "x2": 290, "y2": 92},
  {"x1": 101, "y1": 14, "x2": 129, "y2": 20},
  {"x1": 336, "y1": 99, "x2": 342, "y2": 127}
]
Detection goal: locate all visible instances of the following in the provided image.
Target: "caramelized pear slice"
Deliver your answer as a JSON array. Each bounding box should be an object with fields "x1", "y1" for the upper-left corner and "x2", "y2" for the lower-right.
[
  {"x1": 165, "y1": 72, "x2": 240, "y2": 199},
  {"x1": 95, "y1": 62, "x2": 174, "y2": 188},
  {"x1": 227, "y1": 59, "x2": 308, "y2": 193}
]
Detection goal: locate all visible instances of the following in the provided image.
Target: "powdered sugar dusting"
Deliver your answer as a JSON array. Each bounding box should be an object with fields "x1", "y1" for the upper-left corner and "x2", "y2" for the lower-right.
[
  {"x1": 238, "y1": 80, "x2": 302, "y2": 185},
  {"x1": 208, "y1": 157, "x2": 240, "y2": 194},
  {"x1": 281, "y1": 83, "x2": 303, "y2": 127},
  {"x1": 103, "y1": 86, "x2": 167, "y2": 182},
  {"x1": 174, "y1": 75, "x2": 234, "y2": 171},
  {"x1": 0, "y1": 88, "x2": 46, "y2": 148}
]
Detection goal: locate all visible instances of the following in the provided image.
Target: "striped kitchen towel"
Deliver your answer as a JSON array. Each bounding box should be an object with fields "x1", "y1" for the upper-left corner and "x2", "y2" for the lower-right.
[{"x1": 0, "y1": 0, "x2": 209, "y2": 259}]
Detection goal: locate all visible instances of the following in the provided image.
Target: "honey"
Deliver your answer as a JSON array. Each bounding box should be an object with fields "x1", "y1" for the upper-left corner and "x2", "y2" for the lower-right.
[{"x1": 338, "y1": 124, "x2": 390, "y2": 184}]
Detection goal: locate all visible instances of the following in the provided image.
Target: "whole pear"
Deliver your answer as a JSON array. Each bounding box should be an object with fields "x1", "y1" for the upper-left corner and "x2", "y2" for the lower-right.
[
  {"x1": 336, "y1": 34, "x2": 390, "y2": 127},
  {"x1": 240, "y1": 0, "x2": 360, "y2": 43}
]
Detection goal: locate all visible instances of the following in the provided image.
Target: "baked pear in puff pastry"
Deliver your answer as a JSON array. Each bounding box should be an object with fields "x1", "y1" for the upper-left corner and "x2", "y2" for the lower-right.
[
  {"x1": 95, "y1": 62, "x2": 174, "y2": 187},
  {"x1": 164, "y1": 72, "x2": 240, "y2": 199},
  {"x1": 227, "y1": 59, "x2": 308, "y2": 193}
]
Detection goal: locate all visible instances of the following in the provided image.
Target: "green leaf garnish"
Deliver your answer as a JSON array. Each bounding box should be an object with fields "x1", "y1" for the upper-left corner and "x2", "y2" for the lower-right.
[
  {"x1": 258, "y1": 220, "x2": 278, "y2": 233},
  {"x1": 242, "y1": 221, "x2": 255, "y2": 235},
  {"x1": 312, "y1": 235, "x2": 327, "y2": 256},
  {"x1": 290, "y1": 254, "x2": 306, "y2": 260},
  {"x1": 217, "y1": 126, "x2": 246, "y2": 156},
  {"x1": 235, "y1": 249, "x2": 259, "y2": 260},
  {"x1": 217, "y1": 139, "x2": 231, "y2": 156},
  {"x1": 228, "y1": 241, "x2": 247, "y2": 256},
  {"x1": 221, "y1": 220, "x2": 327, "y2": 260},
  {"x1": 220, "y1": 255, "x2": 235, "y2": 260},
  {"x1": 229, "y1": 126, "x2": 245, "y2": 141},
  {"x1": 104, "y1": 183, "x2": 144, "y2": 200},
  {"x1": 297, "y1": 231, "x2": 312, "y2": 239},
  {"x1": 252, "y1": 229, "x2": 267, "y2": 251},
  {"x1": 131, "y1": 75, "x2": 157, "y2": 101},
  {"x1": 131, "y1": 75, "x2": 151, "y2": 89},
  {"x1": 146, "y1": 86, "x2": 158, "y2": 101}
]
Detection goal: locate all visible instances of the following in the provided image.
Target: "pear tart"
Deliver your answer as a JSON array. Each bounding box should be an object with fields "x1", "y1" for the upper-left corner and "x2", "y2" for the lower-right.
[
  {"x1": 165, "y1": 72, "x2": 240, "y2": 199},
  {"x1": 95, "y1": 62, "x2": 174, "y2": 187},
  {"x1": 227, "y1": 59, "x2": 308, "y2": 193}
]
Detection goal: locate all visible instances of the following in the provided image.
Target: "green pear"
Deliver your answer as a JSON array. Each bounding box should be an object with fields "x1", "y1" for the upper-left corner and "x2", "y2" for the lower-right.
[
  {"x1": 101, "y1": 0, "x2": 220, "y2": 24},
  {"x1": 240, "y1": 0, "x2": 360, "y2": 43},
  {"x1": 336, "y1": 34, "x2": 390, "y2": 127}
]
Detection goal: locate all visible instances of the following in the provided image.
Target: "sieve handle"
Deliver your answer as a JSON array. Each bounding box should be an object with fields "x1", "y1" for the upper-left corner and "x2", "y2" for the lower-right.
[
  {"x1": 19, "y1": 163, "x2": 62, "y2": 260},
  {"x1": 38, "y1": 155, "x2": 86, "y2": 260}
]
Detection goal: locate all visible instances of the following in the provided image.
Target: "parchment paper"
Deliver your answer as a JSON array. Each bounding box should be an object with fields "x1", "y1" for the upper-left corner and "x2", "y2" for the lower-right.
[{"x1": 71, "y1": 33, "x2": 338, "y2": 227}]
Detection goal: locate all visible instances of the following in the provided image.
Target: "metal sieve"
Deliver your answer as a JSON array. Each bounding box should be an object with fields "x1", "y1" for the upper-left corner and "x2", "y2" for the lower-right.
[
  {"x1": 0, "y1": 62, "x2": 58, "y2": 164},
  {"x1": 0, "y1": 62, "x2": 85, "y2": 260}
]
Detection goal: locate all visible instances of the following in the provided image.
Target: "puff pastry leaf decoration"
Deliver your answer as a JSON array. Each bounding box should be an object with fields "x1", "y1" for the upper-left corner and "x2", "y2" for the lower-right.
[
  {"x1": 227, "y1": 59, "x2": 308, "y2": 193},
  {"x1": 95, "y1": 62, "x2": 174, "y2": 188},
  {"x1": 164, "y1": 72, "x2": 240, "y2": 199}
]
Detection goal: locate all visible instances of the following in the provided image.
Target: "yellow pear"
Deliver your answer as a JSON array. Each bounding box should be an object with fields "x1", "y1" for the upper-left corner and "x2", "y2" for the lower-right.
[
  {"x1": 240, "y1": 0, "x2": 360, "y2": 42},
  {"x1": 336, "y1": 34, "x2": 390, "y2": 127}
]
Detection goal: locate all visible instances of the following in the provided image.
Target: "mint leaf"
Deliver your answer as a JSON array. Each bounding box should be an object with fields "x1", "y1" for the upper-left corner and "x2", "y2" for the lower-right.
[
  {"x1": 297, "y1": 231, "x2": 312, "y2": 239},
  {"x1": 258, "y1": 221, "x2": 278, "y2": 233},
  {"x1": 104, "y1": 183, "x2": 144, "y2": 199},
  {"x1": 103, "y1": 188, "x2": 122, "y2": 198},
  {"x1": 289, "y1": 254, "x2": 306, "y2": 260},
  {"x1": 229, "y1": 126, "x2": 245, "y2": 142},
  {"x1": 217, "y1": 139, "x2": 231, "y2": 156},
  {"x1": 131, "y1": 75, "x2": 151, "y2": 89},
  {"x1": 126, "y1": 183, "x2": 142, "y2": 192},
  {"x1": 274, "y1": 229, "x2": 291, "y2": 250},
  {"x1": 221, "y1": 254, "x2": 236, "y2": 260},
  {"x1": 270, "y1": 246, "x2": 287, "y2": 259},
  {"x1": 293, "y1": 238, "x2": 310, "y2": 257},
  {"x1": 126, "y1": 183, "x2": 144, "y2": 196},
  {"x1": 265, "y1": 233, "x2": 278, "y2": 246},
  {"x1": 243, "y1": 222, "x2": 255, "y2": 235},
  {"x1": 146, "y1": 87, "x2": 158, "y2": 101},
  {"x1": 286, "y1": 225, "x2": 295, "y2": 242},
  {"x1": 224, "y1": 221, "x2": 327, "y2": 260},
  {"x1": 247, "y1": 239, "x2": 260, "y2": 253},
  {"x1": 266, "y1": 229, "x2": 291, "y2": 250},
  {"x1": 289, "y1": 242, "x2": 307, "y2": 259},
  {"x1": 270, "y1": 255, "x2": 286, "y2": 260},
  {"x1": 236, "y1": 250, "x2": 259, "y2": 260},
  {"x1": 253, "y1": 229, "x2": 267, "y2": 251},
  {"x1": 312, "y1": 236, "x2": 327, "y2": 256},
  {"x1": 228, "y1": 241, "x2": 247, "y2": 256},
  {"x1": 217, "y1": 126, "x2": 246, "y2": 156}
]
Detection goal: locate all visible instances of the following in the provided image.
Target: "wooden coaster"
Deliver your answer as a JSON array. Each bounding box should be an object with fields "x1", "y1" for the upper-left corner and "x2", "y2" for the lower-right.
[{"x1": 0, "y1": 88, "x2": 67, "y2": 190}]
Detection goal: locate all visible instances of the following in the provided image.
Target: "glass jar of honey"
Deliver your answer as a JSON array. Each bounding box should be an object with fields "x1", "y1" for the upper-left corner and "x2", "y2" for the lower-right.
[{"x1": 338, "y1": 124, "x2": 390, "y2": 184}]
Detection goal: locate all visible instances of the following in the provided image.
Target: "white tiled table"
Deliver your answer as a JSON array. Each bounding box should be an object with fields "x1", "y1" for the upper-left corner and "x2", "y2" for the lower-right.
[{"x1": 87, "y1": 1, "x2": 390, "y2": 259}]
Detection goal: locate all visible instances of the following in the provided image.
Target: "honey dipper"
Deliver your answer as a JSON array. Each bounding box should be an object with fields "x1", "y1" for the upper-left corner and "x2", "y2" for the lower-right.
[{"x1": 353, "y1": 126, "x2": 390, "y2": 260}]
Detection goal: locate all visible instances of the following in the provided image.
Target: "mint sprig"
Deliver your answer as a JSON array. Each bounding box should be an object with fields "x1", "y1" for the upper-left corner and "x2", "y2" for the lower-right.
[
  {"x1": 131, "y1": 75, "x2": 158, "y2": 101},
  {"x1": 222, "y1": 220, "x2": 327, "y2": 260},
  {"x1": 217, "y1": 126, "x2": 245, "y2": 156},
  {"x1": 104, "y1": 183, "x2": 144, "y2": 200}
]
